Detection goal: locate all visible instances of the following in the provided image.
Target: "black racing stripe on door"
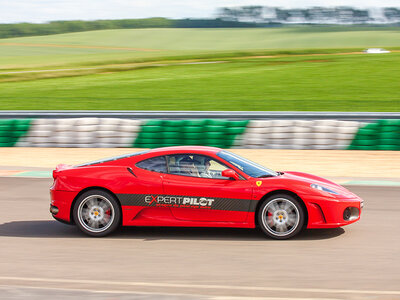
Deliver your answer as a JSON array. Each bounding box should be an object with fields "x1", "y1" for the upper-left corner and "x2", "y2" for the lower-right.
[
  {"x1": 117, "y1": 194, "x2": 257, "y2": 212},
  {"x1": 117, "y1": 194, "x2": 147, "y2": 206}
]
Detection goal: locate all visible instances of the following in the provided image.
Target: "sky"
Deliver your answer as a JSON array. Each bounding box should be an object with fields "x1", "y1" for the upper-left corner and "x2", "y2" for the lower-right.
[{"x1": 0, "y1": 0, "x2": 399, "y2": 23}]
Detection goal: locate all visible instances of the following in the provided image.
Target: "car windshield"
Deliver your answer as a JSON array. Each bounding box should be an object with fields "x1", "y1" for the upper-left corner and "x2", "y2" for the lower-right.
[
  {"x1": 217, "y1": 150, "x2": 278, "y2": 178},
  {"x1": 76, "y1": 150, "x2": 149, "y2": 167}
]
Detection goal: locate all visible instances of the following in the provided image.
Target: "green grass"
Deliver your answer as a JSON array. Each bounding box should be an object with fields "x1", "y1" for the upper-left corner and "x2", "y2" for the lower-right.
[
  {"x1": 1, "y1": 27, "x2": 400, "y2": 69},
  {"x1": 0, "y1": 27, "x2": 399, "y2": 111},
  {"x1": 0, "y1": 53, "x2": 399, "y2": 111},
  {"x1": 4, "y1": 27, "x2": 400, "y2": 50}
]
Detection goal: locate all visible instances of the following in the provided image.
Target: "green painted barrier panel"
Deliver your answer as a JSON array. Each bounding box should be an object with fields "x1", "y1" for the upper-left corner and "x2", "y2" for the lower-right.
[
  {"x1": 228, "y1": 120, "x2": 249, "y2": 127},
  {"x1": 137, "y1": 138, "x2": 164, "y2": 144},
  {"x1": 206, "y1": 119, "x2": 227, "y2": 126},
  {"x1": 184, "y1": 132, "x2": 203, "y2": 139},
  {"x1": 164, "y1": 120, "x2": 184, "y2": 127},
  {"x1": 357, "y1": 128, "x2": 378, "y2": 136},
  {"x1": 379, "y1": 132, "x2": 399, "y2": 139},
  {"x1": 0, "y1": 136, "x2": 13, "y2": 143},
  {"x1": 145, "y1": 120, "x2": 164, "y2": 126},
  {"x1": 0, "y1": 131, "x2": 11, "y2": 137},
  {"x1": 141, "y1": 126, "x2": 163, "y2": 133},
  {"x1": 380, "y1": 126, "x2": 399, "y2": 132},
  {"x1": 355, "y1": 145, "x2": 375, "y2": 150},
  {"x1": 364, "y1": 123, "x2": 380, "y2": 130},
  {"x1": 348, "y1": 119, "x2": 400, "y2": 151},
  {"x1": 225, "y1": 127, "x2": 245, "y2": 134},
  {"x1": 206, "y1": 132, "x2": 224, "y2": 139},
  {"x1": 379, "y1": 139, "x2": 400, "y2": 145},
  {"x1": 205, "y1": 125, "x2": 223, "y2": 132},
  {"x1": 182, "y1": 139, "x2": 203, "y2": 145},
  {"x1": 0, "y1": 142, "x2": 12, "y2": 147},
  {"x1": 0, "y1": 125, "x2": 12, "y2": 131},
  {"x1": 14, "y1": 124, "x2": 31, "y2": 132},
  {"x1": 378, "y1": 145, "x2": 400, "y2": 150},
  {"x1": 0, "y1": 120, "x2": 12, "y2": 126},
  {"x1": 183, "y1": 119, "x2": 205, "y2": 126},
  {"x1": 163, "y1": 138, "x2": 182, "y2": 144},
  {"x1": 182, "y1": 126, "x2": 203, "y2": 133},
  {"x1": 0, "y1": 119, "x2": 33, "y2": 147},
  {"x1": 379, "y1": 119, "x2": 400, "y2": 126},
  {"x1": 163, "y1": 126, "x2": 182, "y2": 132},
  {"x1": 139, "y1": 132, "x2": 162, "y2": 139},
  {"x1": 133, "y1": 119, "x2": 249, "y2": 149},
  {"x1": 355, "y1": 140, "x2": 377, "y2": 146},
  {"x1": 162, "y1": 132, "x2": 181, "y2": 139}
]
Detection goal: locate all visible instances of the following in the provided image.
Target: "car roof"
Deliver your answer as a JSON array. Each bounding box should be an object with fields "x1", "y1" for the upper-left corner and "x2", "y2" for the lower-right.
[
  {"x1": 147, "y1": 146, "x2": 222, "y2": 156},
  {"x1": 76, "y1": 146, "x2": 223, "y2": 168}
]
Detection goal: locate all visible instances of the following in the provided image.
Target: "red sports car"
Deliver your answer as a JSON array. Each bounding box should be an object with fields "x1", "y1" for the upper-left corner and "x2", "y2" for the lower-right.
[{"x1": 50, "y1": 146, "x2": 363, "y2": 239}]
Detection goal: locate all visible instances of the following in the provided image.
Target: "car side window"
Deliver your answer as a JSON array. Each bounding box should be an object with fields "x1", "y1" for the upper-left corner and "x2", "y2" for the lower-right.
[
  {"x1": 166, "y1": 154, "x2": 228, "y2": 179},
  {"x1": 136, "y1": 156, "x2": 167, "y2": 173}
]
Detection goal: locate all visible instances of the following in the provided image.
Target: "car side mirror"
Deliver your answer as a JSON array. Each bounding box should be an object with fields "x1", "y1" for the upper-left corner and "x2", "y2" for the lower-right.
[{"x1": 221, "y1": 169, "x2": 240, "y2": 180}]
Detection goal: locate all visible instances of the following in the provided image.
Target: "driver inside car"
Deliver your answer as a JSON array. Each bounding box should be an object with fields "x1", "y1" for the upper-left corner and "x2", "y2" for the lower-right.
[
  {"x1": 192, "y1": 156, "x2": 213, "y2": 178},
  {"x1": 199, "y1": 158, "x2": 212, "y2": 178},
  {"x1": 179, "y1": 156, "x2": 200, "y2": 177}
]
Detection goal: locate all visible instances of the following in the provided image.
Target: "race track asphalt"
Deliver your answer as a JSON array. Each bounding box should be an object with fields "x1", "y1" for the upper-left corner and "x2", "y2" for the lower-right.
[{"x1": 0, "y1": 177, "x2": 399, "y2": 300}]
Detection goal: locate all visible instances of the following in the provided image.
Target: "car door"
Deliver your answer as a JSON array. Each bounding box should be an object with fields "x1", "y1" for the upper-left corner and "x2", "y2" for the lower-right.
[
  {"x1": 118, "y1": 156, "x2": 166, "y2": 223},
  {"x1": 162, "y1": 154, "x2": 252, "y2": 222}
]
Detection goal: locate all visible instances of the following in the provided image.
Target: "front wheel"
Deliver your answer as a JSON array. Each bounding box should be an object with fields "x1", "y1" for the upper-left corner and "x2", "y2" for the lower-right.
[
  {"x1": 73, "y1": 189, "x2": 121, "y2": 237},
  {"x1": 258, "y1": 194, "x2": 305, "y2": 240}
]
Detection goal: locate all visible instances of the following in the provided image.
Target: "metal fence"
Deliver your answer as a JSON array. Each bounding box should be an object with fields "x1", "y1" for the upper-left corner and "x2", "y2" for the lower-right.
[{"x1": 0, "y1": 111, "x2": 399, "y2": 121}]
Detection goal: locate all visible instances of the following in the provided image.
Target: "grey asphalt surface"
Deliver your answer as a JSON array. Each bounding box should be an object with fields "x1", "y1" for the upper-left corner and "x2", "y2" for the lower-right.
[{"x1": 0, "y1": 177, "x2": 399, "y2": 300}]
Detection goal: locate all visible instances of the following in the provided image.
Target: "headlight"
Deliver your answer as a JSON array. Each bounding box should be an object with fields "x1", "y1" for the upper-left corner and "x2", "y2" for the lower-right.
[{"x1": 310, "y1": 183, "x2": 339, "y2": 195}]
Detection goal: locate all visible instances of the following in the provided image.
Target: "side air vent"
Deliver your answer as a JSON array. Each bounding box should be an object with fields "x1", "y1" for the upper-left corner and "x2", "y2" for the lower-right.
[{"x1": 127, "y1": 167, "x2": 137, "y2": 177}]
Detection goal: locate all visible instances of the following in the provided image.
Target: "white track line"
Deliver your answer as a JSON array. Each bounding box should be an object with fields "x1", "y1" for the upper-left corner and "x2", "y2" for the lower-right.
[
  {"x1": 0, "y1": 285, "x2": 342, "y2": 300},
  {"x1": 0, "y1": 276, "x2": 398, "y2": 296}
]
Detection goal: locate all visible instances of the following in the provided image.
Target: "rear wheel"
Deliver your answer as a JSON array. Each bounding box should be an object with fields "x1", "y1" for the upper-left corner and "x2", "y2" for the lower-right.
[
  {"x1": 258, "y1": 194, "x2": 304, "y2": 240},
  {"x1": 73, "y1": 189, "x2": 121, "y2": 237}
]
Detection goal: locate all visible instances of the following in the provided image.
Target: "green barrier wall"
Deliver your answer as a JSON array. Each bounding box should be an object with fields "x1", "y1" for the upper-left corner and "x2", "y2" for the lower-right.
[
  {"x1": 2, "y1": 117, "x2": 399, "y2": 150},
  {"x1": 133, "y1": 119, "x2": 249, "y2": 148},
  {"x1": 0, "y1": 119, "x2": 32, "y2": 147},
  {"x1": 348, "y1": 119, "x2": 400, "y2": 150}
]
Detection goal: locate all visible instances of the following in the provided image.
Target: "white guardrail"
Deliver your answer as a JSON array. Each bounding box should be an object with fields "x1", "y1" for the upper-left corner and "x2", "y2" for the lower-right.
[{"x1": 0, "y1": 111, "x2": 400, "y2": 121}]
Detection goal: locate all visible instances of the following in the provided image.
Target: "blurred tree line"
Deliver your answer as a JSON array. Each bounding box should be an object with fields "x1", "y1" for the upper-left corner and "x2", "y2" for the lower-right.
[
  {"x1": 0, "y1": 18, "x2": 257, "y2": 39},
  {"x1": 1, "y1": 6, "x2": 399, "y2": 40},
  {"x1": 217, "y1": 6, "x2": 400, "y2": 24}
]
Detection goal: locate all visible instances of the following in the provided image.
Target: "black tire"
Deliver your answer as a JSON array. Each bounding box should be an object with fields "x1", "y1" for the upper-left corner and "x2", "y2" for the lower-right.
[
  {"x1": 258, "y1": 194, "x2": 305, "y2": 240},
  {"x1": 73, "y1": 189, "x2": 121, "y2": 237}
]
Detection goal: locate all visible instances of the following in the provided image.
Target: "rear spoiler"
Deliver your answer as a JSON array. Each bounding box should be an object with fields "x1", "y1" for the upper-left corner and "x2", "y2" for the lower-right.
[{"x1": 53, "y1": 164, "x2": 73, "y2": 179}]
